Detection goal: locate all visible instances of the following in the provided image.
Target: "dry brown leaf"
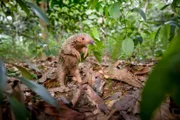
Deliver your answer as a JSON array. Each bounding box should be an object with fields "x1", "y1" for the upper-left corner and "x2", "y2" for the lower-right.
[
  {"x1": 71, "y1": 86, "x2": 83, "y2": 107},
  {"x1": 103, "y1": 67, "x2": 142, "y2": 88},
  {"x1": 37, "y1": 100, "x2": 86, "y2": 120},
  {"x1": 112, "y1": 91, "x2": 139, "y2": 111},
  {"x1": 120, "y1": 111, "x2": 139, "y2": 120},
  {"x1": 39, "y1": 67, "x2": 54, "y2": 83},
  {"x1": 83, "y1": 84, "x2": 109, "y2": 114},
  {"x1": 48, "y1": 87, "x2": 70, "y2": 93},
  {"x1": 153, "y1": 98, "x2": 176, "y2": 120},
  {"x1": 91, "y1": 74, "x2": 106, "y2": 96},
  {"x1": 134, "y1": 67, "x2": 151, "y2": 75}
]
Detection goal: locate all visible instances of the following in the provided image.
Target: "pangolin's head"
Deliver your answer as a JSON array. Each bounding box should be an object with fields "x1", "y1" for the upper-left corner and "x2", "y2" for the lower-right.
[{"x1": 75, "y1": 33, "x2": 94, "y2": 45}]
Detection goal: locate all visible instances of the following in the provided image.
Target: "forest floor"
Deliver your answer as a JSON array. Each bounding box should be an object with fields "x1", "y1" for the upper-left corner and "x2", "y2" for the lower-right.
[{"x1": 3, "y1": 55, "x2": 178, "y2": 120}]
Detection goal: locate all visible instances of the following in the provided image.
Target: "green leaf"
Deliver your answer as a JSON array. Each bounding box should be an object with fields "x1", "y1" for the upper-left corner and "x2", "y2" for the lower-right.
[
  {"x1": 159, "y1": 25, "x2": 170, "y2": 48},
  {"x1": 94, "y1": 40, "x2": 105, "y2": 48},
  {"x1": 104, "y1": 6, "x2": 109, "y2": 17},
  {"x1": 152, "y1": 27, "x2": 162, "y2": 55},
  {"x1": 122, "y1": 38, "x2": 134, "y2": 56},
  {"x1": 132, "y1": 8, "x2": 146, "y2": 21},
  {"x1": 50, "y1": 0, "x2": 55, "y2": 8},
  {"x1": 12, "y1": 64, "x2": 33, "y2": 80},
  {"x1": 171, "y1": 0, "x2": 180, "y2": 14},
  {"x1": 88, "y1": 0, "x2": 98, "y2": 9},
  {"x1": 140, "y1": 32, "x2": 180, "y2": 120},
  {"x1": 0, "y1": 61, "x2": 7, "y2": 93},
  {"x1": 24, "y1": 60, "x2": 41, "y2": 72},
  {"x1": 140, "y1": 57, "x2": 171, "y2": 120},
  {"x1": 93, "y1": 51, "x2": 102, "y2": 62},
  {"x1": 109, "y1": 2, "x2": 121, "y2": 19},
  {"x1": 160, "y1": 4, "x2": 170, "y2": 10},
  {"x1": 16, "y1": 0, "x2": 30, "y2": 15},
  {"x1": 112, "y1": 35, "x2": 124, "y2": 60},
  {"x1": 8, "y1": 96, "x2": 31, "y2": 120},
  {"x1": 26, "y1": 2, "x2": 49, "y2": 24},
  {"x1": 133, "y1": 35, "x2": 143, "y2": 46},
  {"x1": 18, "y1": 77, "x2": 59, "y2": 108},
  {"x1": 92, "y1": 27, "x2": 100, "y2": 40},
  {"x1": 112, "y1": 40, "x2": 122, "y2": 60},
  {"x1": 165, "y1": 21, "x2": 180, "y2": 29}
]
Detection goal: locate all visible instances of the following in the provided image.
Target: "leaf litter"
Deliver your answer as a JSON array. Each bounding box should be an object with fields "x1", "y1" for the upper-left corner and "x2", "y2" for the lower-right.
[{"x1": 2, "y1": 55, "x2": 178, "y2": 120}]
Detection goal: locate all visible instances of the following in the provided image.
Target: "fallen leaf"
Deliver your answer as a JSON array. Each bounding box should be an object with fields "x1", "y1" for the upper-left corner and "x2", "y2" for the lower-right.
[
  {"x1": 83, "y1": 84, "x2": 109, "y2": 114},
  {"x1": 37, "y1": 100, "x2": 86, "y2": 120},
  {"x1": 112, "y1": 91, "x2": 140, "y2": 111},
  {"x1": 134, "y1": 67, "x2": 151, "y2": 75},
  {"x1": 120, "y1": 111, "x2": 139, "y2": 120},
  {"x1": 153, "y1": 98, "x2": 176, "y2": 120},
  {"x1": 103, "y1": 67, "x2": 142, "y2": 88}
]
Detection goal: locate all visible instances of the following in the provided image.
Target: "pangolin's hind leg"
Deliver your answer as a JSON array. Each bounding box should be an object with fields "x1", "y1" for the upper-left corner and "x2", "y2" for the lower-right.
[
  {"x1": 57, "y1": 64, "x2": 66, "y2": 86},
  {"x1": 70, "y1": 67, "x2": 82, "y2": 84}
]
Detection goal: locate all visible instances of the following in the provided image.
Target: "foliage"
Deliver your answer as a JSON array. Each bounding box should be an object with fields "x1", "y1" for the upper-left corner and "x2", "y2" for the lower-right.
[
  {"x1": 0, "y1": 61, "x2": 58, "y2": 119},
  {"x1": 122, "y1": 38, "x2": 134, "y2": 57},
  {"x1": 1, "y1": 0, "x2": 178, "y2": 61},
  {"x1": 19, "y1": 77, "x2": 59, "y2": 107},
  {"x1": 8, "y1": 95, "x2": 31, "y2": 120},
  {"x1": 0, "y1": 61, "x2": 7, "y2": 93},
  {"x1": 0, "y1": 0, "x2": 180, "y2": 119},
  {"x1": 141, "y1": 31, "x2": 180, "y2": 120}
]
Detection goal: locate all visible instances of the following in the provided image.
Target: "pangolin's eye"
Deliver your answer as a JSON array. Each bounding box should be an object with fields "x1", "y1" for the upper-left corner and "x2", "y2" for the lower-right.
[{"x1": 82, "y1": 37, "x2": 84, "y2": 40}]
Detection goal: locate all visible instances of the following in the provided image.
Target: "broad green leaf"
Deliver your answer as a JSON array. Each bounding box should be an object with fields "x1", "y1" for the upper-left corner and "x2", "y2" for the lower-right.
[
  {"x1": 159, "y1": 25, "x2": 170, "y2": 49},
  {"x1": 170, "y1": 80, "x2": 180, "y2": 105},
  {"x1": 93, "y1": 51, "x2": 102, "y2": 62},
  {"x1": 140, "y1": 32, "x2": 180, "y2": 120},
  {"x1": 92, "y1": 27, "x2": 100, "y2": 40},
  {"x1": 168, "y1": 26, "x2": 176, "y2": 41},
  {"x1": 16, "y1": 0, "x2": 30, "y2": 15},
  {"x1": 26, "y1": 2, "x2": 49, "y2": 24},
  {"x1": 132, "y1": 8, "x2": 146, "y2": 21},
  {"x1": 140, "y1": 56, "x2": 172, "y2": 120},
  {"x1": 94, "y1": 40, "x2": 105, "y2": 49},
  {"x1": 112, "y1": 40, "x2": 122, "y2": 60},
  {"x1": 12, "y1": 64, "x2": 33, "y2": 80},
  {"x1": 152, "y1": 27, "x2": 161, "y2": 55},
  {"x1": 112, "y1": 35, "x2": 124, "y2": 60},
  {"x1": 18, "y1": 77, "x2": 59, "y2": 108},
  {"x1": 89, "y1": 39, "x2": 104, "y2": 62},
  {"x1": 164, "y1": 31, "x2": 180, "y2": 57},
  {"x1": 8, "y1": 96, "x2": 31, "y2": 120},
  {"x1": 0, "y1": 61, "x2": 7, "y2": 93},
  {"x1": 122, "y1": 38, "x2": 134, "y2": 56},
  {"x1": 109, "y1": 2, "x2": 121, "y2": 19}
]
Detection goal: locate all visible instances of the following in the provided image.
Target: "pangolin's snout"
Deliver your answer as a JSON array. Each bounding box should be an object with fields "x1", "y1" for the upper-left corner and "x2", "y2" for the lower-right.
[{"x1": 90, "y1": 40, "x2": 94, "y2": 44}]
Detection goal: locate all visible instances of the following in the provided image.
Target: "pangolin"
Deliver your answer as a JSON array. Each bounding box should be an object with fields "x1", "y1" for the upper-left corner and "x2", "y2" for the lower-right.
[{"x1": 57, "y1": 33, "x2": 94, "y2": 86}]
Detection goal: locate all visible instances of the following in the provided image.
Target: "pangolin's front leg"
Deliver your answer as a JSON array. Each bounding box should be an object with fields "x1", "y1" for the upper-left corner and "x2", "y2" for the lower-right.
[
  {"x1": 80, "y1": 46, "x2": 88, "y2": 58},
  {"x1": 63, "y1": 45, "x2": 81, "y2": 61}
]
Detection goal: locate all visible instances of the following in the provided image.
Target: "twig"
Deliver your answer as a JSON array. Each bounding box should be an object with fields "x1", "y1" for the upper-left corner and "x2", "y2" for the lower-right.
[{"x1": 104, "y1": 108, "x2": 118, "y2": 120}]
